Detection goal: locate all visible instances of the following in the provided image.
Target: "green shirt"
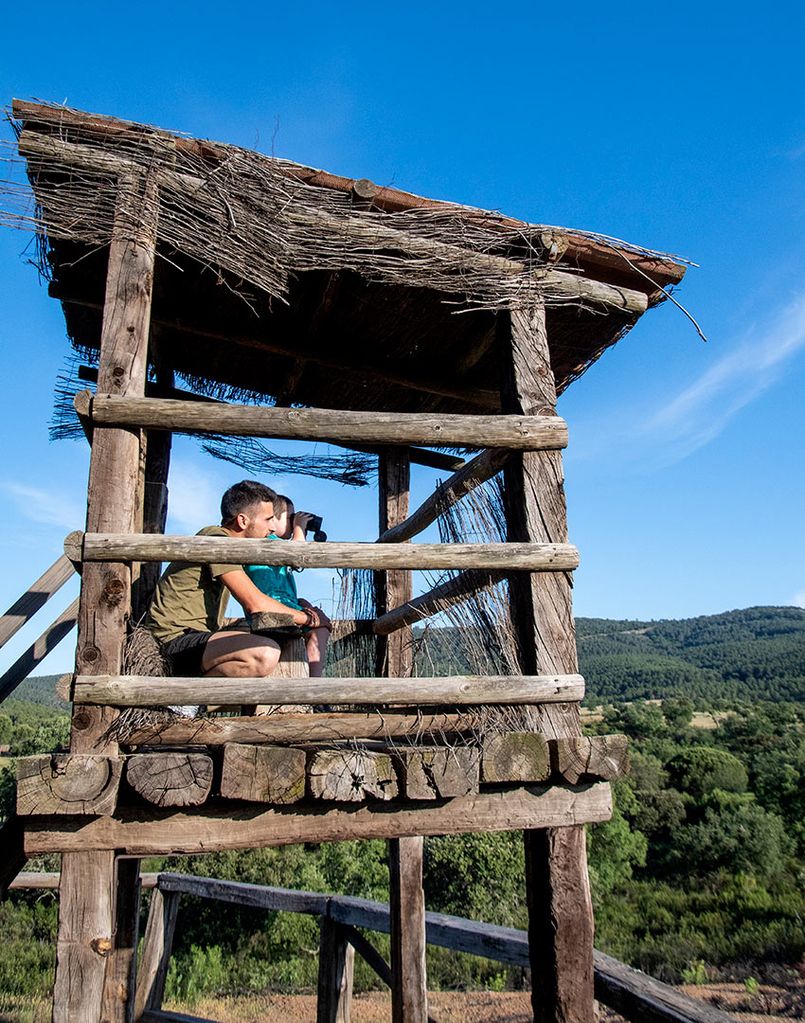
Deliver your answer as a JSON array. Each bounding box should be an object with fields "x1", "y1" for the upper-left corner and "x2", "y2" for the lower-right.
[{"x1": 146, "y1": 526, "x2": 242, "y2": 644}]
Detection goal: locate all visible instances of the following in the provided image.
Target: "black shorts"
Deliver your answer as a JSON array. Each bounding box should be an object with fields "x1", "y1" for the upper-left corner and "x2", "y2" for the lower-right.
[{"x1": 161, "y1": 630, "x2": 213, "y2": 677}]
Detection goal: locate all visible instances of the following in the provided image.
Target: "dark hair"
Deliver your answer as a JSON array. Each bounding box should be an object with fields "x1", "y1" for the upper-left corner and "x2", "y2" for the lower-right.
[
  {"x1": 220, "y1": 480, "x2": 277, "y2": 524},
  {"x1": 272, "y1": 494, "x2": 294, "y2": 517}
]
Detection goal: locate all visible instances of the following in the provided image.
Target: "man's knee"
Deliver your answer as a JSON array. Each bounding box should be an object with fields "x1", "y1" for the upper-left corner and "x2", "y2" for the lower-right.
[{"x1": 248, "y1": 641, "x2": 281, "y2": 676}]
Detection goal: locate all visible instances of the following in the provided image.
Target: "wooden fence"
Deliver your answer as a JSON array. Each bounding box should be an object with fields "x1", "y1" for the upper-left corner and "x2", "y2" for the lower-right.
[{"x1": 9, "y1": 871, "x2": 740, "y2": 1023}]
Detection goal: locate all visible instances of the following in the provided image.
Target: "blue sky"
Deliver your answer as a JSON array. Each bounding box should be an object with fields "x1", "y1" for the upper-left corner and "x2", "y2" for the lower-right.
[{"x1": 0, "y1": 1, "x2": 803, "y2": 676}]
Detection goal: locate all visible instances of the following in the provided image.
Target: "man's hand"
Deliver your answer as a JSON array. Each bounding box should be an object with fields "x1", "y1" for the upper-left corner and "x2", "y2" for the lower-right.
[
  {"x1": 293, "y1": 511, "x2": 313, "y2": 531},
  {"x1": 303, "y1": 605, "x2": 332, "y2": 631}
]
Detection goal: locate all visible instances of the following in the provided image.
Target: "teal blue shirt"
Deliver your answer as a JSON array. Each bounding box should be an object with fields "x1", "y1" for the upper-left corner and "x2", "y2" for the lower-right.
[{"x1": 245, "y1": 535, "x2": 302, "y2": 611}]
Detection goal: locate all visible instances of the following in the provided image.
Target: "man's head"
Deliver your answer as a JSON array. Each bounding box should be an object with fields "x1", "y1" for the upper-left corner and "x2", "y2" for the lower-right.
[
  {"x1": 220, "y1": 480, "x2": 277, "y2": 538},
  {"x1": 270, "y1": 494, "x2": 295, "y2": 539}
]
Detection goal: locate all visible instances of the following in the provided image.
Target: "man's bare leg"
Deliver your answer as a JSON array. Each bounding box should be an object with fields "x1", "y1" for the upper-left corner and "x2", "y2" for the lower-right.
[
  {"x1": 202, "y1": 630, "x2": 281, "y2": 677},
  {"x1": 305, "y1": 627, "x2": 329, "y2": 678}
]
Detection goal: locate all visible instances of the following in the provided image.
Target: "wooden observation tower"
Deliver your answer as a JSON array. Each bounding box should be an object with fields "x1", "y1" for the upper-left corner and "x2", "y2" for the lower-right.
[{"x1": 1, "y1": 100, "x2": 687, "y2": 1023}]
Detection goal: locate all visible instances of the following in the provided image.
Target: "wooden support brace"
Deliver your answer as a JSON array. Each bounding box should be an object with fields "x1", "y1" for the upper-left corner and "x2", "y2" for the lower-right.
[
  {"x1": 0, "y1": 596, "x2": 79, "y2": 703},
  {"x1": 373, "y1": 569, "x2": 504, "y2": 636},
  {"x1": 134, "y1": 888, "x2": 181, "y2": 1019},
  {"x1": 101, "y1": 858, "x2": 142, "y2": 1022},
  {"x1": 0, "y1": 554, "x2": 75, "y2": 651}
]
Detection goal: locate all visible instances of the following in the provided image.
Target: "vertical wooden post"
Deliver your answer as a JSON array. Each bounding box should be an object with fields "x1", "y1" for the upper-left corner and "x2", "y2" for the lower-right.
[
  {"x1": 499, "y1": 304, "x2": 596, "y2": 1023},
  {"x1": 132, "y1": 362, "x2": 173, "y2": 623},
  {"x1": 101, "y1": 859, "x2": 142, "y2": 1023},
  {"x1": 377, "y1": 450, "x2": 428, "y2": 1023},
  {"x1": 54, "y1": 172, "x2": 158, "y2": 1023},
  {"x1": 317, "y1": 917, "x2": 355, "y2": 1023},
  {"x1": 133, "y1": 888, "x2": 181, "y2": 1019}
]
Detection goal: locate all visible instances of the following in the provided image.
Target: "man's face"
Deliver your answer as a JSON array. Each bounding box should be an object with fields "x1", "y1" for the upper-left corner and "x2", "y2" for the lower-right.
[{"x1": 239, "y1": 500, "x2": 275, "y2": 539}]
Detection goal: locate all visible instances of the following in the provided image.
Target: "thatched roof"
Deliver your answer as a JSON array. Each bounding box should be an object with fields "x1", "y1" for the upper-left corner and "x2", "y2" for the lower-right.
[{"x1": 6, "y1": 99, "x2": 688, "y2": 416}]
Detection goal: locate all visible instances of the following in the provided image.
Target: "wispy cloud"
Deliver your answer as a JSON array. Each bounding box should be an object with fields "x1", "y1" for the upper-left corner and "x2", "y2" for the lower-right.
[
  {"x1": 0, "y1": 481, "x2": 84, "y2": 531},
  {"x1": 570, "y1": 294, "x2": 805, "y2": 471}
]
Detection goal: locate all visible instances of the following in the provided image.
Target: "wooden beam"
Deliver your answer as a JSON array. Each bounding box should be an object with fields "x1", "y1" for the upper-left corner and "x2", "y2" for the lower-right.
[
  {"x1": 481, "y1": 733, "x2": 550, "y2": 784},
  {"x1": 309, "y1": 749, "x2": 398, "y2": 802},
  {"x1": 101, "y1": 858, "x2": 142, "y2": 1023},
  {"x1": 317, "y1": 918, "x2": 354, "y2": 1023},
  {"x1": 220, "y1": 744, "x2": 306, "y2": 804},
  {"x1": 0, "y1": 596, "x2": 79, "y2": 703},
  {"x1": 83, "y1": 393, "x2": 568, "y2": 450},
  {"x1": 0, "y1": 816, "x2": 27, "y2": 898},
  {"x1": 390, "y1": 835, "x2": 428, "y2": 1023},
  {"x1": 372, "y1": 569, "x2": 504, "y2": 636},
  {"x1": 0, "y1": 554, "x2": 75, "y2": 651},
  {"x1": 72, "y1": 673, "x2": 585, "y2": 707},
  {"x1": 24, "y1": 783, "x2": 613, "y2": 856},
  {"x1": 77, "y1": 367, "x2": 466, "y2": 472},
  {"x1": 125, "y1": 753, "x2": 213, "y2": 807},
  {"x1": 121, "y1": 710, "x2": 487, "y2": 746},
  {"x1": 9, "y1": 872, "x2": 159, "y2": 891},
  {"x1": 550, "y1": 735, "x2": 630, "y2": 784},
  {"x1": 16, "y1": 754, "x2": 123, "y2": 815},
  {"x1": 395, "y1": 748, "x2": 479, "y2": 800},
  {"x1": 67, "y1": 531, "x2": 580, "y2": 572},
  {"x1": 499, "y1": 303, "x2": 595, "y2": 1023},
  {"x1": 378, "y1": 448, "x2": 510, "y2": 544},
  {"x1": 134, "y1": 887, "x2": 181, "y2": 1019}
]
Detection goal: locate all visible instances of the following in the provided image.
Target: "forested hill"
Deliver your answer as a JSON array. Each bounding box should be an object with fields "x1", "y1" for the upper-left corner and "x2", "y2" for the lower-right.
[
  {"x1": 576, "y1": 605, "x2": 805, "y2": 703},
  {"x1": 12, "y1": 606, "x2": 805, "y2": 707}
]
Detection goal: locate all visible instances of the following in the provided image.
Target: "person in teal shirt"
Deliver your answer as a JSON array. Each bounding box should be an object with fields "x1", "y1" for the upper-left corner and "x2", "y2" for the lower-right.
[{"x1": 245, "y1": 494, "x2": 330, "y2": 676}]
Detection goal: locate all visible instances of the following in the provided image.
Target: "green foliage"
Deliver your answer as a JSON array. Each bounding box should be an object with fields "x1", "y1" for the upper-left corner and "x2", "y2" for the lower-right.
[{"x1": 667, "y1": 747, "x2": 748, "y2": 799}]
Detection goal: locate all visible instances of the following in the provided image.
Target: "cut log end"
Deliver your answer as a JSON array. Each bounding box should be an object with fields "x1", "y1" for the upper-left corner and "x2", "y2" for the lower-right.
[
  {"x1": 308, "y1": 749, "x2": 399, "y2": 802},
  {"x1": 125, "y1": 752, "x2": 213, "y2": 807}
]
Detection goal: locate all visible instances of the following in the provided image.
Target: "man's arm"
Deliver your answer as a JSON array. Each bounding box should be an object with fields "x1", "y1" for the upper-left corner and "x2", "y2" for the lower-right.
[{"x1": 219, "y1": 569, "x2": 310, "y2": 625}]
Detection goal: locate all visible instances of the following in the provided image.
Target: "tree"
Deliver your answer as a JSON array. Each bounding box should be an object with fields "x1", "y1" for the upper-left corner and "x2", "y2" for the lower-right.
[{"x1": 667, "y1": 747, "x2": 748, "y2": 800}]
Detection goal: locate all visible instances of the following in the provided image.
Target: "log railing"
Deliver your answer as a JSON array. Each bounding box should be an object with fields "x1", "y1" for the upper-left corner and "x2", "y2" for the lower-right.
[
  {"x1": 0, "y1": 554, "x2": 78, "y2": 704},
  {"x1": 8, "y1": 870, "x2": 738, "y2": 1023}
]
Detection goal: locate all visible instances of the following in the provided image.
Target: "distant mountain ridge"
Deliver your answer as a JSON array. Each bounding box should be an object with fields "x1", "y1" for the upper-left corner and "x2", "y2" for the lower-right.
[
  {"x1": 12, "y1": 606, "x2": 805, "y2": 706},
  {"x1": 576, "y1": 605, "x2": 804, "y2": 703}
]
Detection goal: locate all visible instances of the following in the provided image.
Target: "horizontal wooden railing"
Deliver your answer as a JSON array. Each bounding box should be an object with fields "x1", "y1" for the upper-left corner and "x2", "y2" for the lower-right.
[
  {"x1": 64, "y1": 531, "x2": 580, "y2": 572},
  {"x1": 71, "y1": 673, "x2": 584, "y2": 707},
  {"x1": 77, "y1": 392, "x2": 570, "y2": 449},
  {"x1": 9, "y1": 870, "x2": 735, "y2": 1023}
]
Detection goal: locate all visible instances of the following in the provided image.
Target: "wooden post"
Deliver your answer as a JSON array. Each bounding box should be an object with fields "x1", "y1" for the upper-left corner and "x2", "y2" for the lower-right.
[
  {"x1": 378, "y1": 450, "x2": 428, "y2": 1023},
  {"x1": 317, "y1": 917, "x2": 355, "y2": 1023},
  {"x1": 133, "y1": 888, "x2": 181, "y2": 1020},
  {"x1": 101, "y1": 859, "x2": 142, "y2": 1023},
  {"x1": 131, "y1": 362, "x2": 173, "y2": 623},
  {"x1": 55, "y1": 171, "x2": 159, "y2": 1023},
  {"x1": 499, "y1": 304, "x2": 595, "y2": 1023}
]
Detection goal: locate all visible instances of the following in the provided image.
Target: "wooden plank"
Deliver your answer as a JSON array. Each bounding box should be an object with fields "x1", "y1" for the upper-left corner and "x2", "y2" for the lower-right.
[
  {"x1": 24, "y1": 783, "x2": 613, "y2": 855},
  {"x1": 125, "y1": 753, "x2": 213, "y2": 807},
  {"x1": 378, "y1": 448, "x2": 510, "y2": 545},
  {"x1": 499, "y1": 303, "x2": 595, "y2": 1023},
  {"x1": 550, "y1": 735, "x2": 630, "y2": 783},
  {"x1": 73, "y1": 673, "x2": 585, "y2": 707},
  {"x1": 308, "y1": 749, "x2": 398, "y2": 802},
  {"x1": 0, "y1": 596, "x2": 79, "y2": 703},
  {"x1": 122, "y1": 710, "x2": 486, "y2": 746},
  {"x1": 220, "y1": 744, "x2": 306, "y2": 804},
  {"x1": 86, "y1": 394, "x2": 569, "y2": 449},
  {"x1": 156, "y1": 873, "x2": 329, "y2": 915},
  {"x1": 53, "y1": 850, "x2": 116, "y2": 1023},
  {"x1": 372, "y1": 569, "x2": 504, "y2": 636},
  {"x1": 337, "y1": 924, "x2": 393, "y2": 987},
  {"x1": 481, "y1": 733, "x2": 550, "y2": 784},
  {"x1": 396, "y1": 747, "x2": 479, "y2": 800},
  {"x1": 0, "y1": 554, "x2": 75, "y2": 651},
  {"x1": 389, "y1": 836, "x2": 428, "y2": 1023},
  {"x1": 134, "y1": 888, "x2": 181, "y2": 1020},
  {"x1": 9, "y1": 872, "x2": 159, "y2": 891},
  {"x1": 317, "y1": 918, "x2": 354, "y2": 1023},
  {"x1": 69, "y1": 531, "x2": 580, "y2": 572},
  {"x1": 16, "y1": 754, "x2": 123, "y2": 815}
]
